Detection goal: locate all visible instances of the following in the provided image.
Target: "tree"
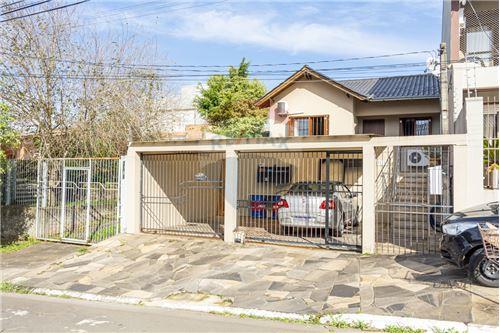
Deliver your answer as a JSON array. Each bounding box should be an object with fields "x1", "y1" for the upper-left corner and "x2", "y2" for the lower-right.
[
  {"x1": 194, "y1": 59, "x2": 267, "y2": 138},
  {"x1": 0, "y1": 2, "x2": 172, "y2": 158},
  {"x1": 0, "y1": 104, "x2": 19, "y2": 174}
]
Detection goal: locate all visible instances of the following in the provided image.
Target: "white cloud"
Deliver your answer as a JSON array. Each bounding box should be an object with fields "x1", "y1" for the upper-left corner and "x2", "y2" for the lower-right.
[{"x1": 171, "y1": 10, "x2": 426, "y2": 56}]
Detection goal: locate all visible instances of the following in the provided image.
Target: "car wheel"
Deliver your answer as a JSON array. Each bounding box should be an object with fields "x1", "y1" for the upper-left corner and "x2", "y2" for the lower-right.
[{"x1": 468, "y1": 248, "x2": 499, "y2": 288}]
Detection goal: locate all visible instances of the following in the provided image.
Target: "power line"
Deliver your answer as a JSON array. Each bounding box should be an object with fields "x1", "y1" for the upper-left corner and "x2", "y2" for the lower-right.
[
  {"x1": 0, "y1": 49, "x2": 436, "y2": 69},
  {"x1": 0, "y1": 0, "x2": 89, "y2": 23},
  {"x1": 0, "y1": 62, "x2": 426, "y2": 78},
  {"x1": 69, "y1": 0, "x2": 228, "y2": 30},
  {"x1": 1, "y1": 0, "x2": 52, "y2": 16},
  {"x1": 0, "y1": 1, "x2": 26, "y2": 9},
  {"x1": 0, "y1": 66, "x2": 430, "y2": 81}
]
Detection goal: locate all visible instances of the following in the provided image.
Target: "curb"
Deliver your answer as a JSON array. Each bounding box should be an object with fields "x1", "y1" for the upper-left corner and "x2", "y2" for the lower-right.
[{"x1": 17, "y1": 287, "x2": 500, "y2": 333}]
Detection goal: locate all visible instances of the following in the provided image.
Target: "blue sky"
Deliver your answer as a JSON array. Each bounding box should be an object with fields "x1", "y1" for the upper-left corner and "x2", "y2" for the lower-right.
[{"x1": 77, "y1": 0, "x2": 444, "y2": 91}]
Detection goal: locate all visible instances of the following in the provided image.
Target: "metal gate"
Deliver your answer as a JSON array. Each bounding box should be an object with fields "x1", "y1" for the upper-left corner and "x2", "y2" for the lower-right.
[
  {"x1": 375, "y1": 146, "x2": 453, "y2": 254},
  {"x1": 236, "y1": 151, "x2": 362, "y2": 250},
  {"x1": 36, "y1": 158, "x2": 121, "y2": 244},
  {"x1": 140, "y1": 152, "x2": 225, "y2": 237}
]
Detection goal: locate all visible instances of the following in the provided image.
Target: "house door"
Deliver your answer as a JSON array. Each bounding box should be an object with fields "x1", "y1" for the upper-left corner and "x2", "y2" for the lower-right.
[{"x1": 362, "y1": 119, "x2": 385, "y2": 136}]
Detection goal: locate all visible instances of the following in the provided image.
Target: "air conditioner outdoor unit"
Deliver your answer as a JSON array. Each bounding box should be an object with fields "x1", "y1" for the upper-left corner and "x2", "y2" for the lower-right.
[
  {"x1": 276, "y1": 101, "x2": 288, "y2": 116},
  {"x1": 406, "y1": 149, "x2": 429, "y2": 167}
]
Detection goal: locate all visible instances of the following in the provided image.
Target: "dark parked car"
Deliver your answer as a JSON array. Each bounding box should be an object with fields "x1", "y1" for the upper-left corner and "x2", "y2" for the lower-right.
[{"x1": 440, "y1": 202, "x2": 499, "y2": 287}]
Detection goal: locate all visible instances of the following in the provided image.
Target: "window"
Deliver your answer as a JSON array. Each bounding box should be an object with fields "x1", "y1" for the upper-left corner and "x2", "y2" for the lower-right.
[
  {"x1": 466, "y1": 29, "x2": 493, "y2": 62},
  {"x1": 362, "y1": 119, "x2": 385, "y2": 136},
  {"x1": 287, "y1": 116, "x2": 329, "y2": 136},
  {"x1": 400, "y1": 118, "x2": 432, "y2": 136}
]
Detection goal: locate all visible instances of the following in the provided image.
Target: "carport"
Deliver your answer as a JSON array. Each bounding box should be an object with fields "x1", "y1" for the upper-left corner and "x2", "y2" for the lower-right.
[{"x1": 122, "y1": 133, "x2": 477, "y2": 255}]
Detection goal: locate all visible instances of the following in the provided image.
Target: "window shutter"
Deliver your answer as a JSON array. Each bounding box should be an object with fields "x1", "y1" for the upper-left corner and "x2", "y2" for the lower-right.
[{"x1": 287, "y1": 118, "x2": 294, "y2": 137}]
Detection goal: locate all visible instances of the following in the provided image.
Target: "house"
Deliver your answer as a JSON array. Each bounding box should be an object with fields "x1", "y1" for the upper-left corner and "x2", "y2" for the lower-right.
[{"x1": 256, "y1": 66, "x2": 441, "y2": 137}]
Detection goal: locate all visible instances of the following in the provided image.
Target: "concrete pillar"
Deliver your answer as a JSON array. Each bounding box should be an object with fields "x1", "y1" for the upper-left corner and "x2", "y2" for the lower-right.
[
  {"x1": 453, "y1": 97, "x2": 498, "y2": 210},
  {"x1": 224, "y1": 149, "x2": 238, "y2": 243},
  {"x1": 362, "y1": 145, "x2": 376, "y2": 254},
  {"x1": 123, "y1": 150, "x2": 142, "y2": 234},
  {"x1": 453, "y1": 145, "x2": 468, "y2": 211}
]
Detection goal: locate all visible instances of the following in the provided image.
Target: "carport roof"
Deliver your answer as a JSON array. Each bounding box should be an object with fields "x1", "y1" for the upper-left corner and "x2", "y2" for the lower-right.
[{"x1": 129, "y1": 134, "x2": 376, "y2": 147}]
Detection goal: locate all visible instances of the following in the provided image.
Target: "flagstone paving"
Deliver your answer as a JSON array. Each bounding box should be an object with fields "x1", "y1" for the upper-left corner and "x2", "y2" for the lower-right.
[{"x1": 2, "y1": 234, "x2": 498, "y2": 325}]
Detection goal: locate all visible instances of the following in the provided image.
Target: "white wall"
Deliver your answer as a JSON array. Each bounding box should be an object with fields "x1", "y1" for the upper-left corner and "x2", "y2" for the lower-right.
[{"x1": 448, "y1": 63, "x2": 499, "y2": 133}]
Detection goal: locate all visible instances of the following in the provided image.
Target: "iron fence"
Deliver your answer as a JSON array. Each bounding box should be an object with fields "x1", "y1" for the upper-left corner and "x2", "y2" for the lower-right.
[
  {"x1": 1, "y1": 159, "x2": 38, "y2": 205},
  {"x1": 140, "y1": 152, "x2": 225, "y2": 238},
  {"x1": 32, "y1": 158, "x2": 122, "y2": 244},
  {"x1": 375, "y1": 146, "x2": 453, "y2": 254},
  {"x1": 483, "y1": 96, "x2": 499, "y2": 189},
  {"x1": 236, "y1": 151, "x2": 362, "y2": 250}
]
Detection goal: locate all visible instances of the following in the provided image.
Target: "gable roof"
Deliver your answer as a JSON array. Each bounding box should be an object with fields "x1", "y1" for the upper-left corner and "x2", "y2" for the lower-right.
[
  {"x1": 255, "y1": 65, "x2": 367, "y2": 107},
  {"x1": 255, "y1": 65, "x2": 439, "y2": 107}
]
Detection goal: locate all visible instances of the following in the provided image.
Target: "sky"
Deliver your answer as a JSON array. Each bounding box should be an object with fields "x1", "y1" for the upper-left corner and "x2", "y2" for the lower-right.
[{"x1": 75, "y1": 0, "x2": 444, "y2": 93}]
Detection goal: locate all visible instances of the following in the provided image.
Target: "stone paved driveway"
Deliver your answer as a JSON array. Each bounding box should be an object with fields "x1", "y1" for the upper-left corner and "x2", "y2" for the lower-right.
[{"x1": 3, "y1": 234, "x2": 498, "y2": 325}]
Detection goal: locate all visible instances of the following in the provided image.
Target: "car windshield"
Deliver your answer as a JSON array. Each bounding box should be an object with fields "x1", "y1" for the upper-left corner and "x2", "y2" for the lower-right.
[{"x1": 288, "y1": 183, "x2": 345, "y2": 194}]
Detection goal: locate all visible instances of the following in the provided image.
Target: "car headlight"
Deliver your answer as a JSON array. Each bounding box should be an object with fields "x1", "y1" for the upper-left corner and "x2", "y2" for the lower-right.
[{"x1": 442, "y1": 222, "x2": 478, "y2": 235}]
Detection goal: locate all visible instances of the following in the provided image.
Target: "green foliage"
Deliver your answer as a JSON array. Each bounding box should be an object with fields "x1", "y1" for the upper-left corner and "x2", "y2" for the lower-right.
[
  {"x1": 384, "y1": 325, "x2": 425, "y2": 333},
  {"x1": 194, "y1": 58, "x2": 267, "y2": 138},
  {"x1": 483, "y1": 138, "x2": 499, "y2": 171},
  {"x1": 0, "y1": 282, "x2": 33, "y2": 294},
  {"x1": 212, "y1": 115, "x2": 267, "y2": 138},
  {"x1": 0, "y1": 237, "x2": 38, "y2": 253},
  {"x1": 0, "y1": 103, "x2": 20, "y2": 174}
]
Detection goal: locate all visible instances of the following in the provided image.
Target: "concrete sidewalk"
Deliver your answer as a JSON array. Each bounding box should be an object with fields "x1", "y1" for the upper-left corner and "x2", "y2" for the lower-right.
[{"x1": 3, "y1": 234, "x2": 498, "y2": 325}]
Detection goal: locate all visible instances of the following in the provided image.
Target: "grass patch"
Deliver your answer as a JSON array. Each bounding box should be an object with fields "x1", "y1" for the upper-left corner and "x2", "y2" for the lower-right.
[
  {"x1": 77, "y1": 247, "x2": 89, "y2": 255},
  {"x1": 431, "y1": 329, "x2": 461, "y2": 333},
  {"x1": 384, "y1": 325, "x2": 425, "y2": 333},
  {"x1": 0, "y1": 281, "x2": 33, "y2": 294},
  {"x1": 0, "y1": 238, "x2": 38, "y2": 254}
]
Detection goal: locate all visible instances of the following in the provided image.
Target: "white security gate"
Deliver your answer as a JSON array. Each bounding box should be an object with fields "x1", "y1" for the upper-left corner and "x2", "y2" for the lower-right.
[{"x1": 36, "y1": 158, "x2": 121, "y2": 244}]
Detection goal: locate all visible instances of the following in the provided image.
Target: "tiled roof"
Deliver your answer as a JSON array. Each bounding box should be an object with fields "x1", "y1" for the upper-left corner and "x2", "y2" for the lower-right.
[{"x1": 338, "y1": 73, "x2": 440, "y2": 101}]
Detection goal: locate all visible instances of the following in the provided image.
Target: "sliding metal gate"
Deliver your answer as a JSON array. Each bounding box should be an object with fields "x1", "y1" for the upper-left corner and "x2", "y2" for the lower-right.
[
  {"x1": 140, "y1": 153, "x2": 225, "y2": 238},
  {"x1": 36, "y1": 158, "x2": 121, "y2": 244},
  {"x1": 237, "y1": 151, "x2": 363, "y2": 250},
  {"x1": 375, "y1": 146, "x2": 453, "y2": 254}
]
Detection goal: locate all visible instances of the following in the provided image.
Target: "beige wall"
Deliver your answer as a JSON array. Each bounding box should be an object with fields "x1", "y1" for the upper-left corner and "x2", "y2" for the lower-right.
[
  {"x1": 268, "y1": 77, "x2": 355, "y2": 136},
  {"x1": 267, "y1": 78, "x2": 441, "y2": 137},
  {"x1": 354, "y1": 99, "x2": 440, "y2": 117},
  {"x1": 357, "y1": 114, "x2": 441, "y2": 136}
]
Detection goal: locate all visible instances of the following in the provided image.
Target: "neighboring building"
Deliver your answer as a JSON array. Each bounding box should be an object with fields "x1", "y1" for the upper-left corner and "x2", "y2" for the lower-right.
[
  {"x1": 441, "y1": 0, "x2": 498, "y2": 189},
  {"x1": 159, "y1": 85, "x2": 211, "y2": 140},
  {"x1": 441, "y1": 0, "x2": 498, "y2": 134},
  {"x1": 256, "y1": 66, "x2": 441, "y2": 138}
]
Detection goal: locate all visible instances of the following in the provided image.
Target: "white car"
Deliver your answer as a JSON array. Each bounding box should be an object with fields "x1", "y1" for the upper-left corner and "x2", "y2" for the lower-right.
[{"x1": 275, "y1": 181, "x2": 358, "y2": 236}]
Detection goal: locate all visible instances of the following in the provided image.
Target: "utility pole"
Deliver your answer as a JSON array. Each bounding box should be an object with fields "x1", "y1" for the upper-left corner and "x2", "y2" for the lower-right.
[{"x1": 440, "y1": 43, "x2": 450, "y2": 134}]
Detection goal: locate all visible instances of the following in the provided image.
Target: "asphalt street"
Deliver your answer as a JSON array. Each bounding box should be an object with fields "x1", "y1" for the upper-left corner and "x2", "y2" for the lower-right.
[{"x1": 0, "y1": 293, "x2": 363, "y2": 332}]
